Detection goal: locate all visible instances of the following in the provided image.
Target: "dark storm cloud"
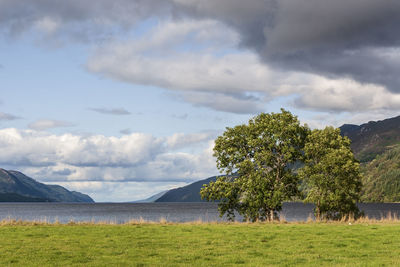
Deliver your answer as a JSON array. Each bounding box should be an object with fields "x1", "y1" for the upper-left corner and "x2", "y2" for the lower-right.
[
  {"x1": 89, "y1": 107, "x2": 131, "y2": 115},
  {"x1": 180, "y1": 0, "x2": 400, "y2": 92},
  {"x1": 258, "y1": 0, "x2": 400, "y2": 92},
  {"x1": 2, "y1": 0, "x2": 400, "y2": 92},
  {"x1": 0, "y1": 0, "x2": 177, "y2": 41},
  {"x1": 174, "y1": 0, "x2": 277, "y2": 51}
]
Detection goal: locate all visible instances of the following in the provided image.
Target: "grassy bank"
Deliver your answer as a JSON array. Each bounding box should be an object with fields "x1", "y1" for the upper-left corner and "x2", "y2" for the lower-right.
[{"x1": 1, "y1": 221, "x2": 400, "y2": 266}]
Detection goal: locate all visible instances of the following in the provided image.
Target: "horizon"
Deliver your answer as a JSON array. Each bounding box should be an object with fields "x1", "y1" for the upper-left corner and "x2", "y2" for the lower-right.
[{"x1": 1, "y1": 1, "x2": 400, "y2": 202}]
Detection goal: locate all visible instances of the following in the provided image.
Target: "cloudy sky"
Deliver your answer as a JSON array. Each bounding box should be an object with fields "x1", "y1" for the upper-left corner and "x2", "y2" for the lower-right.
[{"x1": 1, "y1": 0, "x2": 400, "y2": 202}]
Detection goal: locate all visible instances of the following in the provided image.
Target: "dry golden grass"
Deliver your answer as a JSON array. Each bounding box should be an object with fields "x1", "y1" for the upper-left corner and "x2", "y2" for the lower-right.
[{"x1": 2, "y1": 211, "x2": 400, "y2": 227}]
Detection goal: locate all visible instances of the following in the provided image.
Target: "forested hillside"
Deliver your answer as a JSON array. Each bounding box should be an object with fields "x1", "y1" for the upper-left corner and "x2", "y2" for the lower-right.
[
  {"x1": 339, "y1": 115, "x2": 400, "y2": 202},
  {"x1": 361, "y1": 145, "x2": 400, "y2": 202}
]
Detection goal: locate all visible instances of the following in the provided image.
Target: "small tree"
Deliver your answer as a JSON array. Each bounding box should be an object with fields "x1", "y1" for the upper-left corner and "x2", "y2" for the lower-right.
[
  {"x1": 299, "y1": 127, "x2": 362, "y2": 220},
  {"x1": 201, "y1": 109, "x2": 309, "y2": 221}
]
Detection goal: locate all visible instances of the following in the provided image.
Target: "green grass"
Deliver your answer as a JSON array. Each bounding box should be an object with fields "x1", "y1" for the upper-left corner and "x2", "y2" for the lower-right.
[{"x1": 1, "y1": 222, "x2": 400, "y2": 266}]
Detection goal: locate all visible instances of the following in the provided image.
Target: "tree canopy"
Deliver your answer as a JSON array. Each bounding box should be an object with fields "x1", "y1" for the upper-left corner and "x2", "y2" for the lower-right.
[
  {"x1": 299, "y1": 127, "x2": 362, "y2": 220},
  {"x1": 361, "y1": 145, "x2": 400, "y2": 202},
  {"x1": 201, "y1": 109, "x2": 309, "y2": 221},
  {"x1": 201, "y1": 110, "x2": 362, "y2": 222}
]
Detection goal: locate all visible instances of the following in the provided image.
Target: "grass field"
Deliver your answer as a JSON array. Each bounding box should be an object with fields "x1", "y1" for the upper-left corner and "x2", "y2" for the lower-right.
[{"x1": 1, "y1": 220, "x2": 400, "y2": 266}]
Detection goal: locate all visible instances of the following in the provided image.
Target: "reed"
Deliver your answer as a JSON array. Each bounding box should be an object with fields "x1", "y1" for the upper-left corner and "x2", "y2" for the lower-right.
[{"x1": 2, "y1": 213, "x2": 400, "y2": 226}]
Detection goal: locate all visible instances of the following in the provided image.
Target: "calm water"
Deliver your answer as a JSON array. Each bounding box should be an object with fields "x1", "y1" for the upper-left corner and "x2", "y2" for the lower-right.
[{"x1": 0, "y1": 202, "x2": 399, "y2": 223}]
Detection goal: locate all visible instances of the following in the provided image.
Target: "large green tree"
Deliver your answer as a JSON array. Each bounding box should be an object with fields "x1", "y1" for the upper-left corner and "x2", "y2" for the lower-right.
[
  {"x1": 201, "y1": 109, "x2": 309, "y2": 221},
  {"x1": 299, "y1": 127, "x2": 362, "y2": 220}
]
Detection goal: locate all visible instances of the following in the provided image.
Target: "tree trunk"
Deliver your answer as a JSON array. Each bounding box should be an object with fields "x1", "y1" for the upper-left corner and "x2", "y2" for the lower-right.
[{"x1": 316, "y1": 201, "x2": 321, "y2": 221}]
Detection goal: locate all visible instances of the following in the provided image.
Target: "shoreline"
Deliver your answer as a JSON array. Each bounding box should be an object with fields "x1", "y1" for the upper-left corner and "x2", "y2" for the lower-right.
[{"x1": 2, "y1": 215, "x2": 400, "y2": 226}]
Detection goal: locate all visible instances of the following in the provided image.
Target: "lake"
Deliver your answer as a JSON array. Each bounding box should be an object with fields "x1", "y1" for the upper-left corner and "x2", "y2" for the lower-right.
[{"x1": 0, "y1": 202, "x2": 399, "y2": 223}]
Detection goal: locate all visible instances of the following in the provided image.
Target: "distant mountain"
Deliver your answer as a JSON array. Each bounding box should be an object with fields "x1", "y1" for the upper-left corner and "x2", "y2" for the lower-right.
[
  {"x1": 0, "y1": 168, "x2": 94, "y2": 202},
  {"x1": 340, "y1": 115, "x2": 400, "y2": 162},
  {"x1": 155, "y1": 176, "x2": 218, "y2": 202},
  {"x1": 131, "y1": 190, "x2": 168, "y2": 203}
]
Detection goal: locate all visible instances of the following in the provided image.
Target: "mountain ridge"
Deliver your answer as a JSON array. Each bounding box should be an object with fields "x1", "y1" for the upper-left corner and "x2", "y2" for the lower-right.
[
  {"x1": 0, "y1": 168, "x2": 94, "y2": 202},
  {"x1": 339, "y1": 115, "x2": 400, "y2": 162},
  {"x1": 155, "y1": 176, "x2": 218, "y2": 202}
]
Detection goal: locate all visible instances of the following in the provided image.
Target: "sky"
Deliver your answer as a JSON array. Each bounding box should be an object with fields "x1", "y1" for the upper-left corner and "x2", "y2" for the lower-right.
[{"x1": 1, "y1": 0, "x2": 400, "y2": 202}]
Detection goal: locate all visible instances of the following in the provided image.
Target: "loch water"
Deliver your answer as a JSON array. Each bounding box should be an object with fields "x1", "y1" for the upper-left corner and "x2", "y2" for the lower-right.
[{"x1": 0, "y1": 202, "x2": 399, "y2": 223}]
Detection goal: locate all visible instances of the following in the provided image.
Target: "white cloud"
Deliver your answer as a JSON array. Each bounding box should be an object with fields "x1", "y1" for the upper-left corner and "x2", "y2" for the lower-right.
[
  {"x1": 88, "y1": 49, "x2": 271, "y2": 95},
  {"x1": 86, "y1": 20, "x2": 242, "y2": 90},
  {"x1": 143, "y1": 140, "x2": 217, "y2": 180},
  {"x1": 166, "y1": 132, "x2": 215, "y2": 150},
  {"x1": 0, "y1": 128, "x2": 217, "y2": 184},
  {"x1": 86, "y1": 19, "x2": 273, "y2": 114},
  {"x1": 85, "y1": 18, "x2": 400, "y2": 115},
  {"x1": 289, "y1": 75, "x2": 400, "y2": 112},
  {"x1": 28, "y1": 119, "x2": 75, "y2": 131},
  {"x1": 133, "y1": 19, "x2": 240, "y2": 52}
]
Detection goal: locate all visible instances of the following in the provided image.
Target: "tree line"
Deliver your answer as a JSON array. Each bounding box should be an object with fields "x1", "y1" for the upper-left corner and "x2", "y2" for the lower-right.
[{"x1": 200, "y1": 109, "x2": 362, "y2": 221}]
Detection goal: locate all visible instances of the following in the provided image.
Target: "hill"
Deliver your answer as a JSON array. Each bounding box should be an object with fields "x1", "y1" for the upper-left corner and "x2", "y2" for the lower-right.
[
  {"x1": 0, "y1": 168, "x2": 94, "y2": 202},
  {"x1": 131, "y1": 190, "x2": 168, "y2": 203},
  {"x1": 340, "y1": 115, "x2": 400, "y2": 202},
  {"x1": 155, "y1": 176, "x2": 218, "y2": 202},
  {"x1": 360, "y1": 145, "x2": 400, "y2": 202},
  {"x1": 340, "y1": 115, "x2": 400, "y2": 162}
]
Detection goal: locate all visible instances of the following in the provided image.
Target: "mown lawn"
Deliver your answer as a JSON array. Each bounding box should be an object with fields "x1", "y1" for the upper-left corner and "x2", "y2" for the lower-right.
[{"x1": 1, "y1": 222, "x2": 400, "y2": 266}]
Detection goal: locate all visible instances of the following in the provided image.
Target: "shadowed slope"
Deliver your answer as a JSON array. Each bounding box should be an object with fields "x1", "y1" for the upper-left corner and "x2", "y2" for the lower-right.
[{"x1": 0, "y1": 169, "x2": 94, "y2": 202}]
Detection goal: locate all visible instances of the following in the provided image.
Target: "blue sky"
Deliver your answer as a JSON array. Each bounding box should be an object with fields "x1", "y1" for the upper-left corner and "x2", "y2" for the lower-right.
[{"x1": 1, "y1": 0, "x2": 400, "y2": 202}]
